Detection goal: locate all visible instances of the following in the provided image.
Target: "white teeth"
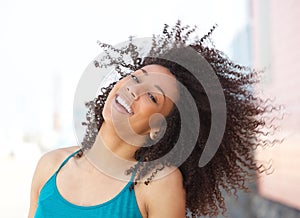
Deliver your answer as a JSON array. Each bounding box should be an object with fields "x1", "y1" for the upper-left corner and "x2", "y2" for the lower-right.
[{"x1": 116, "y1": 96, "x2": 133, "y2": 114}]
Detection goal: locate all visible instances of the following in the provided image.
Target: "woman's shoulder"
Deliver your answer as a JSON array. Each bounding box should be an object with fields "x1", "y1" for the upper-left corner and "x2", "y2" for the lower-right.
[
  {"x1": 147, "y1": 166, "x2": 184, "y2": 190},
  {"x1": 138, "y1": 165, "x2": 184, "y2": 197},
  {"x1": 43, "y1": 146, "x2": 80, "y2": 160},
  {"x1": 38, "y1": 146, "x2": 80, "y2": 169},
  {"x1": 138, "y1": 166, "x2": 186, "y2": 217},
  {"x1": 32, "y1": 146, "x2": 80, "y2": 191}
]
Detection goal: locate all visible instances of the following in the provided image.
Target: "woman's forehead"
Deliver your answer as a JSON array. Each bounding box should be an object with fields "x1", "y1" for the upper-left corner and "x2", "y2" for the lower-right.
[{"x1": 140, "y1": 64, "x2": 174, "y2": 77}]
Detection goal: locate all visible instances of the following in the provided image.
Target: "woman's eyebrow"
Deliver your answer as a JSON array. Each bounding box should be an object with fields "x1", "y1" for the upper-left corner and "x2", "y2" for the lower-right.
[
  {"x1": 140, "y1": 68, "x2": 148, "y2": 75},
  {"x1": 154, "y1": 85, "x2": 165, "y2": 100}
]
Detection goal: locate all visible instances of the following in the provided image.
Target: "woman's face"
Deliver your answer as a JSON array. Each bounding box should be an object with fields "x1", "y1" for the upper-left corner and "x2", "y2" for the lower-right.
[{"x1": 103, "y1": 64, "x2": 179, "y2": 140}]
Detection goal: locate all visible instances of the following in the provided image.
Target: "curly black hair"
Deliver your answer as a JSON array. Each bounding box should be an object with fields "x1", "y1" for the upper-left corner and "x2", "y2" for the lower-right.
[{"x1": 78, "y1": 21, "x2": 284, "y2": 217}]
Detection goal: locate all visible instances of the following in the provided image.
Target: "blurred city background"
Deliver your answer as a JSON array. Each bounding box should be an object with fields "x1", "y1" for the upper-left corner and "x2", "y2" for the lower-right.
[{"x1": 0, "y1": 0, "x2": 299, "y2": 217}]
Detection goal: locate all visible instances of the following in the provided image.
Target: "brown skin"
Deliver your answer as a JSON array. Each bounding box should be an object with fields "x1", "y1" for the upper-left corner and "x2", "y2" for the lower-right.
[{"x1": 28, "y1": 65, "x2": 185, "y2": 218}]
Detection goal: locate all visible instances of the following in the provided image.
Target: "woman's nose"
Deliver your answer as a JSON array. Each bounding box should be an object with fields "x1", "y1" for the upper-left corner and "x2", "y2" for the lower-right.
[{"x1": 126, "y1": 86, "x2": 139, "y2": 100}]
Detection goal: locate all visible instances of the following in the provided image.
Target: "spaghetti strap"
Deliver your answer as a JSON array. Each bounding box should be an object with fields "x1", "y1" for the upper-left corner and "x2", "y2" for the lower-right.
[{"x1": 56, "y1": 149, "x2": 81, "y2": 173}]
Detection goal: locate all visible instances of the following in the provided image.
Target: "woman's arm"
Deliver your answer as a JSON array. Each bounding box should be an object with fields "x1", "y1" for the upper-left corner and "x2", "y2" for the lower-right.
[
  {"x1": 28, "y1": 147, "x2": 78, "y2": 217},
  {"x1": 28, "y1": 153, "x2": 48, "y2": 217},
  {"x1": 145, "y1": 168, "x2": 186, "y2": 218}
]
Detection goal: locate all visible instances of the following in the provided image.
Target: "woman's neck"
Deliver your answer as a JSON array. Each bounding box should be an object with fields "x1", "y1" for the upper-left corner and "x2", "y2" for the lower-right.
[
  {"x1": 83, "y1": 121, "x2": 143, "y2": 180},
  {"x1": 97, "y1": 121, "x2": 142, "y2": 161}
]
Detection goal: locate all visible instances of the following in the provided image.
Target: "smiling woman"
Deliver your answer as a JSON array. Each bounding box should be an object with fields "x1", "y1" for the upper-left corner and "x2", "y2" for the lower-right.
[{"x1": 28, "y1": 21, "x2": 283, "y2": 218}]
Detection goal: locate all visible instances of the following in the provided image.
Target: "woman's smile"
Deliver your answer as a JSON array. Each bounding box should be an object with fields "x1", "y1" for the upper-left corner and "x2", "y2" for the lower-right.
[{"x1": 114, "y1": 95, "x2": 134, "y2": 115}]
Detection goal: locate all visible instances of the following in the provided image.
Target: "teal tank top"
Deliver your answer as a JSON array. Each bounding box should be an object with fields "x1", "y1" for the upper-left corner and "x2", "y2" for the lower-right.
[{"x1": 34, "y1": 150, "x2": 143, "y2": 218}]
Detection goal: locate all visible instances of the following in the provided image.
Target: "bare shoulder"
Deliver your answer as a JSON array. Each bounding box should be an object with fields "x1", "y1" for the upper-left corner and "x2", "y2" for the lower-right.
[
  {"x1": 140, "y1": 166, "x2": 186, "y2": 217},
  {"x1": 146, "y1": 166, "x2": 184, "y2": 192},
  {"x1": 38, "y1": 146, "x2": 79, "y2": 171},
  {"x1": 33, "y1": 146, "x2": 80, "y2": 191},
  {"x1": 41, "y1": 146, "x2": 80, "y2": 162}
]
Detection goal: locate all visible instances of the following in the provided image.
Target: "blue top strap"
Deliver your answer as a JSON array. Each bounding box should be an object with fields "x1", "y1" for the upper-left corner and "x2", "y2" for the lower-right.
[{"x1": 56, "y1": 149, "x2": 81, "y2": 173}]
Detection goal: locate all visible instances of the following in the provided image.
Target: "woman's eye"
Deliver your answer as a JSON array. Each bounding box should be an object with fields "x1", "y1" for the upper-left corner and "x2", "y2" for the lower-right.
[
  {"x1": 147, "y1": 92, "x2": 157, "y2": 103},
  {"x1": 130, "y1": 74, "x2": 140, "y2": 83}
]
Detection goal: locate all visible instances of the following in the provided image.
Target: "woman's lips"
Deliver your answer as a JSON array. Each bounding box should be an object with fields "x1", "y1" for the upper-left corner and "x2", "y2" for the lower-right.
[{"x1": 113, "y1": 95, "x2": 134, "y2": 115}]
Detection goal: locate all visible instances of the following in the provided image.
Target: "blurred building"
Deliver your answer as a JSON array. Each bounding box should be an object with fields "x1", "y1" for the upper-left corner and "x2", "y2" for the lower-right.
[
  {"x1": 217, "y1": 0, "x2": 300, "y2": 218},
  {"x1": 250, "y1": 0, "x2": 300, "y2": 217}
]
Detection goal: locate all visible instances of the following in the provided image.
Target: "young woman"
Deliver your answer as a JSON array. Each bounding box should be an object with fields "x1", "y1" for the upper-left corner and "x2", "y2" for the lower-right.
[{"x1": 29, "y1": 21, "x2": 282, "y2": 218}]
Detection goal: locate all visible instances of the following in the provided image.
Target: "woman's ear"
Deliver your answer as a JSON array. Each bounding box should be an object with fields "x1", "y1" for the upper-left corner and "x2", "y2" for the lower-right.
[
  {"x1": 150, "y1": 128, "x2": 161, "y2": 141},
  {"x1": 149, "y1": 113, "x2": 167, "y2": 141}
]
